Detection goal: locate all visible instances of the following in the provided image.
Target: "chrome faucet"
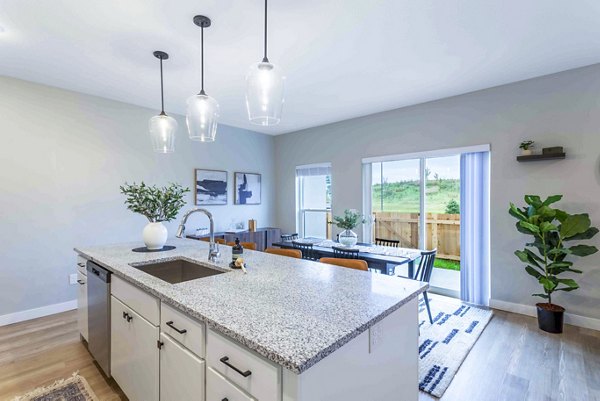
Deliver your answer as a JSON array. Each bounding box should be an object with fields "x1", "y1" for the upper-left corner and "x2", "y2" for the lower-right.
[{"x1": 176, "y1": 208, "x2": 220, "y2": 262}]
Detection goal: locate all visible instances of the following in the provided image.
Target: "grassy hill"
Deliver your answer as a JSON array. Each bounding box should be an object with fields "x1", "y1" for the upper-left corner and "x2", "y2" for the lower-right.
[{"x1": 372, "y1": 179, "x2": 460, "y2": 214}]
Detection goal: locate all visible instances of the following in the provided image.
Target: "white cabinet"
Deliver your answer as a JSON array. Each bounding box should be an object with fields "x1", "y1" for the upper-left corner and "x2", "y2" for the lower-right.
[
  {"x1": 76, "y1": 270, "x2": 88, "y2": 341},
  {"x1": 207, "y1": 367, "x2": 256, "y2": 401},
  {"x1": 160, "y1": 333, "x2": 205, "y2": 401},
  {"x1": 207, "y1": 329, "x2": 281, "y2": 401},
  {"x1": 111, "y1": 295, "x2": 159, "y2": 401},
  {"x1": 161, "y1": 303, "x2": 205, "y2": 358}
]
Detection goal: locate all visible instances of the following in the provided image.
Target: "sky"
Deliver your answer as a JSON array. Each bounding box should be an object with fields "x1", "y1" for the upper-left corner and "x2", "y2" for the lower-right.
[{"x1": 371, "y1": 154, "x2": 460, "y2": 183}]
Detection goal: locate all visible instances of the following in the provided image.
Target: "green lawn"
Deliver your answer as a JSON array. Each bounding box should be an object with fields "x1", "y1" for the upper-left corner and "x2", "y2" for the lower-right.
[{"x1": 434, "y1": 258, "x2": 460, "y2": 271}]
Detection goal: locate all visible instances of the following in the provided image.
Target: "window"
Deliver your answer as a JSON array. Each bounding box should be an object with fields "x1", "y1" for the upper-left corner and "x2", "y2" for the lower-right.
[{"x1": 296, "y1": 164, "x2": 331, "y2": 239}]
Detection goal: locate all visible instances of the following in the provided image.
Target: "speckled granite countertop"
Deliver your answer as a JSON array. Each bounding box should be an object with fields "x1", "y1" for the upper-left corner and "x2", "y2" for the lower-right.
[{"x1": 75, "y1": 238, "x2": 427, "y2": 374}]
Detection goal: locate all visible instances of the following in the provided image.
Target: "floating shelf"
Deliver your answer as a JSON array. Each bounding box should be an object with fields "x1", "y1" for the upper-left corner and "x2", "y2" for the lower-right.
[{"x1": 516, "y1": 153, "x2": 566, "y2": 162}]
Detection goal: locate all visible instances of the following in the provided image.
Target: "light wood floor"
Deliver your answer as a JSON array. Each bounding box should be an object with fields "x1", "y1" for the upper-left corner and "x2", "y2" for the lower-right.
[
  {"x1": 0, "y1": 309, "x2": 598, "y2": 401},
  {"x1": 0, "y1": 311, "x2": 125, "y2": 401}
]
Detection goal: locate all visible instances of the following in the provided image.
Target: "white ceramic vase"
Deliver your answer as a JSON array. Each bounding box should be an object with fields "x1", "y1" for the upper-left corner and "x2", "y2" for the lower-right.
[
  {"x1": 143, "y1": 222, "x2": 168, "y2": 250},
  {"x1": 521, "y1": 149, "x2": 533, "y2": 156}
]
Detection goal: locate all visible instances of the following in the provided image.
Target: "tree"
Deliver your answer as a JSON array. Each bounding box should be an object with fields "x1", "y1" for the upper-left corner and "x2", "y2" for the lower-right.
[{"x1": 445, "y1": 199, "x2": 460, "y2": 214}]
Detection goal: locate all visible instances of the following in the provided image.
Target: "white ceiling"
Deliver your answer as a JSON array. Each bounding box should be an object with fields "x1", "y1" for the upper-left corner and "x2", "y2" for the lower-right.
[{"x1": 1, "y1": 0, "x2": 600, "y2": 135}]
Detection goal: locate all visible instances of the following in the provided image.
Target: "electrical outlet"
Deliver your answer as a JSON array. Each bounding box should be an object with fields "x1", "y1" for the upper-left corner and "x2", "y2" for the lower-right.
[
  {"x1": 69, "y1": 273, "x2": 77, "y2": 285},
  {"x1": 369, "y1": 322, "x2": 383, "y2": 353}
]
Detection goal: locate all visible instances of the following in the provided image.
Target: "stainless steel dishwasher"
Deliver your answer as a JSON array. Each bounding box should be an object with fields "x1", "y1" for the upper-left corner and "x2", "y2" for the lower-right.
[{"x1": 87, "y1": 261, "x2": 111, "y2": 377}]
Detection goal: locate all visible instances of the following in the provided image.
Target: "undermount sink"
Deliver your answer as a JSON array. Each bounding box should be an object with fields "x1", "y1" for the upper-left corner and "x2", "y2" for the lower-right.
[{"x1": 130, "y1": 258, "x2": 226, "y2": 284}]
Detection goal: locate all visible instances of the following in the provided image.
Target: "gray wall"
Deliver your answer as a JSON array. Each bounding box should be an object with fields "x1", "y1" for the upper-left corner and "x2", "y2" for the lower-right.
[
  {"x1": 274, "y1": 64, "x2": 600, "y2": 320},
  {"x1": 0, "y1": 76, "x2": 275, "y2": 316}
]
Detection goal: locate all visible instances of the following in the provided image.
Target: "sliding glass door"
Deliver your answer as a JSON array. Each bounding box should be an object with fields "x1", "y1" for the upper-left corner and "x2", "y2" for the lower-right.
[{"x1": 367, "y1": 154, "x2": 461, "y2": 295}]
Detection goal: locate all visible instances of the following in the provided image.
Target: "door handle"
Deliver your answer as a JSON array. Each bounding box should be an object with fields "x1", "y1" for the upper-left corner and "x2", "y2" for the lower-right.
[
  {"x1": 166, "y1": 321, "x2": 187, "y2": 334},
  {"x1": 219, "y1": 356, "x2": 252, "y2": 377}
]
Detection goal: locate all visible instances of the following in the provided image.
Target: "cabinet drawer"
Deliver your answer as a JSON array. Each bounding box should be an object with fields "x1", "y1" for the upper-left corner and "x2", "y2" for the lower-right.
[
  {"x1": 76, "y1": 255, "x2": 87, "y2": 275},
  {"x1": 207, "y1": 367, "x2": 256, "y2": 401},
  {"x1": 112, "y1": 275, "x2": 160, "y2": 326},
  {"x1": 207, "y1": 329, "x2": 281, "y2": 401},
  {"x1": 161, "y1": 303, "x2": 205, "y2": 358}
]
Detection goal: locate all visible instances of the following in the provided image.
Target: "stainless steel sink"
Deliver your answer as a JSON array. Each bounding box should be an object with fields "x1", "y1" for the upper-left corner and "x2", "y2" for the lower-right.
[{"x1": 130, "y1": 259, "x2": 225, "y2": 284}]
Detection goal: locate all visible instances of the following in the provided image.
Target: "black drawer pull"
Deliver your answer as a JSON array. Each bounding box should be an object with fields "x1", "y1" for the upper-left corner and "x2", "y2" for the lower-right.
[
  {"x1": 122, "y1": 311, "x2": 128, "y2": 320},
  {"x1": 77, "y1": 262, "x2": 85, "y2": 267},
  {"x1": 77, "y1": 280, "x2": 85, "y2": 285},
  {"x1": 166, "y1": 321, "x2": 187, "y2": 334},
  {"x1": 123, "y1": 311, "x2": 132, "y2": 322},
  {"x1": 220, "y1": 356, "x2": 252, "y2": 377}
]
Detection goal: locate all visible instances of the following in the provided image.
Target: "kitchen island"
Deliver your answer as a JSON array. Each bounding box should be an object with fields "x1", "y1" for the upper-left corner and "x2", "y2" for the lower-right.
[{"x1": 75, "y1": 238, "x2": 427, "y2": 401}]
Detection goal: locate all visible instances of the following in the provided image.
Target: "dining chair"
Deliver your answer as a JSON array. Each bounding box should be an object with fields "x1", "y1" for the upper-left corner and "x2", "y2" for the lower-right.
[
  {"x1": 332, "y1": 246, "x2": 360, "y2": 259},
  {"x1": 320, "y1": 257, "x2": 368, "y2": 271},
  {"x1": 264, "y1": 248, "x2": 302, "y2": 259},
  {"x1": 413, "y1": 249, "x2": 437, "y2": 324},
  {"x1": 226, "y1": 241, "x2": 256, "y2": 250},
  {"x1": 375, "y1": 237, "x2": 400, "y2": 247},
  {"x1": 292, "y1": 241, "x2": 318, "y2": 260},
  {"x1": 281, "y1": 233, "x2": 299, "y2": 242}
]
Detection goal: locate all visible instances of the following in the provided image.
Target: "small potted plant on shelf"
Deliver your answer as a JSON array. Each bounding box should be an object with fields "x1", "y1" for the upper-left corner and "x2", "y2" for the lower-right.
[
  {"x1": 519, "y1": 140, "x2": 535, "y2": 156},
  {"x1": 329, "y1": 209, "x2": 366, "y2": 247},
  {"x1": 509, "y1": 195, "x2": 598, "y2": 333},
  {"x1": 120, "y1": 182, "x2": 190, "y2": 250}
]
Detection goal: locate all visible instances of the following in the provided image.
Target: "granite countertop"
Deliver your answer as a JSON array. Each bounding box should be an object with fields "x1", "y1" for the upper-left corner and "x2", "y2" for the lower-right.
[{"x1": 75, "y1": 238, "x2": 427, "y2": 374}]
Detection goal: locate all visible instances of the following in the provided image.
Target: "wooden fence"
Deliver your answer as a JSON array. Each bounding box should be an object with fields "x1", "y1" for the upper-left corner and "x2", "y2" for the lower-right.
[{"x1": 373, "y1": 212, "x2": 460, "y2": 261}]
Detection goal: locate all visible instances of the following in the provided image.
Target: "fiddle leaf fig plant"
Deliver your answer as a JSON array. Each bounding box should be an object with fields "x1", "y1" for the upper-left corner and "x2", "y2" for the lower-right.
[
  {"x1": 509, "y1": 195, "x2": 598, "y2": 305},
  {"x1": 120, "y1": 182, "x2": 189, "y2": 223}
]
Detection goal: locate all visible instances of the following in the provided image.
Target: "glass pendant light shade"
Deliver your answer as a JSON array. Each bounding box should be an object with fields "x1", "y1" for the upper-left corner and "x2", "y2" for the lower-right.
[
  {"x1": 149, "y1": 50, "x2": 176, "y2": 153},
  {"x1": 245, "y1": 61, "x2": 284, "y2": 126},
  {"x1": 186, "y1": 93, "x2": 219, "y2": 142},
  {"x1": 149, "y1": 113, "x2": 178, "y2": 153}
]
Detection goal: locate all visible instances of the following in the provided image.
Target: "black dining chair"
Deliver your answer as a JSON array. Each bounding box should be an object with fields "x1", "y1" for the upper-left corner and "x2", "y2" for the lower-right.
[
  {"x1": 413, "y1": 249, "x2": 437, "y2": 324},
  {"x1": 281, "y1": 233, "x2": 299, "y2": 242},
  {"x1": 332, "y1": 246, "x2": 360, "y2": 259},
  {"x1": 292, "y1": 241, "x2": 318, "y2": 261},
  {"x1": 375, "y1": 237, "x2": 400, "y2": 247}
]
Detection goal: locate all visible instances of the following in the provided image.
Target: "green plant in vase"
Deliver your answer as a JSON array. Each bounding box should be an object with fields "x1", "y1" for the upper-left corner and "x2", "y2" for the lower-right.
[
  {"x1": 509, "y1": 194, "x2": 597, "y2": 333},
  {"x1": 120, "y1": 182, "x2": 190, "y2": 250},
  {"x1": 329, "y1": 209, "x2": 366, "y2": 247}
]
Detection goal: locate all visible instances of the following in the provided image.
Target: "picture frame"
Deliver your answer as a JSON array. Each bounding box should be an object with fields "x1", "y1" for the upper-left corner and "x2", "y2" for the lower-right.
[
  {"x1": 234, "y1": 172, "x2": 261, "y2": 205},
  {"x1": 194, "y1": 169, "x2": 228, "y2": 205}
]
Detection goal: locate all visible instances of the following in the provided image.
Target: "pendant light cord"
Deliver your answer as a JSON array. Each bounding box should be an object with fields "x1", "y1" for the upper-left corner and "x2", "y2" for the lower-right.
[
  {"x1": 263, "y1": 0, "x2": 269, "y2": 63},
  {"x1": 159, "y1": 57, "x2": 165, "y2": 114},
  {"x1": 200, "y1": 26, "x2": 206, "y2": 95}
]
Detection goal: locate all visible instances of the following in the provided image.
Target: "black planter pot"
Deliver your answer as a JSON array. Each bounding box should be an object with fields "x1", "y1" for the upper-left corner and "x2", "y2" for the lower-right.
[{"x1": 536, "y1": 303, "x2": 565, "y2": 334}]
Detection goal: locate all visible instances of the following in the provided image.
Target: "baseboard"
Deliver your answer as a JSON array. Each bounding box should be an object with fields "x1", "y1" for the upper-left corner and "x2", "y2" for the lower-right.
[
  {"x1": 0, "y1": 300, "x2": 77, "y2": 327},
  {"x1": 490, "y1": 299, "x2": 600, "y2": 331}
]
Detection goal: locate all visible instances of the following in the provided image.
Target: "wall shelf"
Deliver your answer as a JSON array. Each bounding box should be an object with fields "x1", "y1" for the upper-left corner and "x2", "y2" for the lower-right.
[{"x1": 516, "y1": 153, "x2": 566, "y2": 162}]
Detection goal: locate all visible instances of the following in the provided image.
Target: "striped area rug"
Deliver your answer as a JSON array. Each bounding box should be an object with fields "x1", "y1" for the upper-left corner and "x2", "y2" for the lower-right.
[{"x1": 418, "y1": 296, "x2": 493, "y2": 398}]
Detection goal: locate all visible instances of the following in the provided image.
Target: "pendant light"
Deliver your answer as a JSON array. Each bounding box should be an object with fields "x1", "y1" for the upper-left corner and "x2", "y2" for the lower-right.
[
  {"x1": 245, "y1": 0, "x2": 285, "y2": 126},
  {"x1": 149, "y1": 51, "x2": 178, "y2": 153},
  {"x1": 186, "y1": 15, "x2": 219, "y2": 142}
]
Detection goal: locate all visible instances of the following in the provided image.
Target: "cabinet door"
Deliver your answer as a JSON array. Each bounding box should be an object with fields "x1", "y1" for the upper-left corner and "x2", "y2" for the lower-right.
[
  {"x1": 77, "y1": 271, "x2": 88, "y2": 340},
  {"x1": 160, "y1": 333, "x2": 205, "y2": 401},
  {"x1": 111, "y1": 296, "x2": 159, "y2": 401}
]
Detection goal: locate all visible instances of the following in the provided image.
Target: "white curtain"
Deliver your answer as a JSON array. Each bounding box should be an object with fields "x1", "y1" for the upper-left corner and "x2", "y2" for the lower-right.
[{"x1": 460, "y1": 151, "x2": 490, "y2": 306}]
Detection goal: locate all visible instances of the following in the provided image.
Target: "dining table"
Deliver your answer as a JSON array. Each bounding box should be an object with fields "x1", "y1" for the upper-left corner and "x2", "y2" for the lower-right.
[{"x1": 271, "y1": 238, "x2": 423, "y2": 278}]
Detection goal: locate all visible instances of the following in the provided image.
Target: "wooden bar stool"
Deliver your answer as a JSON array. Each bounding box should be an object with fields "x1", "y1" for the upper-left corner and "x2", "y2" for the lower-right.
[
  {"x1": 226, "y1": 241, "x2": 256, "y2": 250},
  {"x1": 264, "y1": 248, "x2": 302, "y2": 259},
  {"x1": 320, "y1": 257, "x2": 368, "y2": 271}
]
